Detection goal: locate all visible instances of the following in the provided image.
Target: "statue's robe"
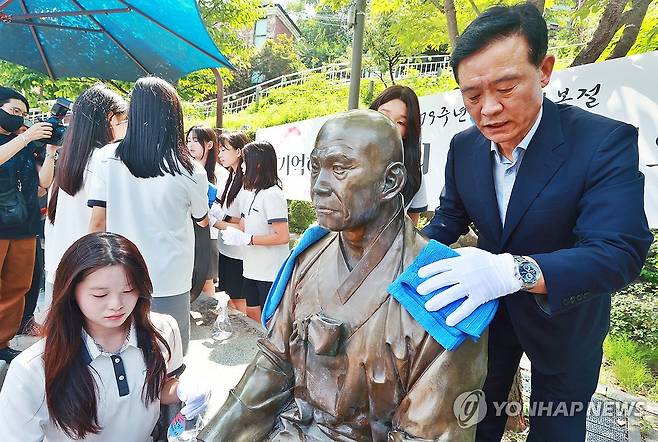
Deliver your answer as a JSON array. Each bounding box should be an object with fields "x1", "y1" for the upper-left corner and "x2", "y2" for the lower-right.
[{"x1": 208, "y1": 218, "x2": 488, "y2": 441}]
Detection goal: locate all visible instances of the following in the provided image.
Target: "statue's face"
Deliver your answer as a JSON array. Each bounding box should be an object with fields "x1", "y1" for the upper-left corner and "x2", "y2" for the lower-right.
[{"x1": 310, "y1": 135, "x2": 385, "y2": 232}]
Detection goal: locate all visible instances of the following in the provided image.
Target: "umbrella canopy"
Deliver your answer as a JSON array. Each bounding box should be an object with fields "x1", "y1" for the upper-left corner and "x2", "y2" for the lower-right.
[{"x1": 0, "y1": 0, "x2": 234, "y2": 82}]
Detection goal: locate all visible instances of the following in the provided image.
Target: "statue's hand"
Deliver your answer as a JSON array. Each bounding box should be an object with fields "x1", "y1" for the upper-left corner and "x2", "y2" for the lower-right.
[{"x1": 416, "y1": 247, "x2": 521, "y2": 326}]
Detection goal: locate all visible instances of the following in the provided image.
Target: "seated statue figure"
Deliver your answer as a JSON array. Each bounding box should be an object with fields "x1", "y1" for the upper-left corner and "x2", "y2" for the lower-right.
[{"x1": 201, "y1": 110, "x2": 487, "y2": 441}]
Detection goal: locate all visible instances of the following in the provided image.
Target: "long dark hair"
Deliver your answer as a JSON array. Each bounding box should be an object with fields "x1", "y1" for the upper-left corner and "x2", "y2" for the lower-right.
[
  {"x1": 186, "y1": 125, "x2": 218, "y2": 184},
  {"x1": 115, "y1": 77, "x2": 193, "y2": 178},
  {"x1": 370, "y1": 85, "x2": 422, "y2": 207},
  {"x1": 242, "y1": 141, "x2": 281, "y2": 192},
  {"x1": 43, "y1": 232, "x2": 170, "y2": 439},
  {"x1": 218, "y1": 132, "x2": 248, "y2": 208},
  {"x1": 48, "y1": 85, "x2": 127, "y2": 223}
]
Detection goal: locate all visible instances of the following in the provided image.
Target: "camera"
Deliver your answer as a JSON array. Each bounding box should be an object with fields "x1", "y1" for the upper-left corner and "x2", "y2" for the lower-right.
[{"x1": 39, "y1": 98, "x2": 72, "y2": 146}]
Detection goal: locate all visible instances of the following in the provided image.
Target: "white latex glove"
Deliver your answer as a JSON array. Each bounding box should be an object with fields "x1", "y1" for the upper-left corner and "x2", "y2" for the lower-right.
[
  {"x1": 416, "y1": 247, "x2": 521, "y2": 326},
  {"x1": 177, "y1": 380, "x2": 211, "y2": 419},
  {"x1": 221, "y1": 226, "x2": 252, "y2": 246},
  {"x1": 208, "y1": 203, "x2": 225, "y2": 228}
]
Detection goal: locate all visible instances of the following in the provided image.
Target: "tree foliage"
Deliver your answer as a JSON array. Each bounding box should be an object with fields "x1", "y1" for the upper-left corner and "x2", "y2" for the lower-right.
[
  {"x1": 175, "y1": 0, "x2": 262, "y2": 101},
  {"x1": 318, "y1": 0, "x2": 657, "y2": 72},
  {"x1": 291, "y1": 2, "x2": 352, "y2": 67}
]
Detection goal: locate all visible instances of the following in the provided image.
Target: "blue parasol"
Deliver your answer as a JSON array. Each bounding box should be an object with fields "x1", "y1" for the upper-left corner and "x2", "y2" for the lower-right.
[{"x1": 0, "y1": 0, "x2": 234, "y2": 82}]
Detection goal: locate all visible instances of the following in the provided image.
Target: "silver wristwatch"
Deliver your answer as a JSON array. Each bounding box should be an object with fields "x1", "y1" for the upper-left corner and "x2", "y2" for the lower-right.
[{"x1": 513, "y1": 255, "x2": 541, "y2": 290}]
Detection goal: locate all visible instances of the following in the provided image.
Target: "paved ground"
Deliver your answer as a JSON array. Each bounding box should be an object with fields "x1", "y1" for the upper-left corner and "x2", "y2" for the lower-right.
[{"x1": 183, "y1": 293, "x2": 264, "y2": 419}]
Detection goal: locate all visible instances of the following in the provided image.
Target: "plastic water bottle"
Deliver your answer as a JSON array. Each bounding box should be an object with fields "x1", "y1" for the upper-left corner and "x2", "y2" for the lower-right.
[
  {"x1": 211, "y1": 292, "x2": 233, "y2": 342},
  {"x1": 167, "y1": 411, "x2": 203, "y2": 442}
]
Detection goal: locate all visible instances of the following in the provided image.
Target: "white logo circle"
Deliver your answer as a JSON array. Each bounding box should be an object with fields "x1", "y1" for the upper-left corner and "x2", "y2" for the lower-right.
[{"x1": 453, "y1": 389, "x2": 487, "y2": 429}]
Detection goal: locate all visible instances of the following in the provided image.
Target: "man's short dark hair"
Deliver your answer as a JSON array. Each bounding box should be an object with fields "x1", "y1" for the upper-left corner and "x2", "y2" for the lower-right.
[
  {"x1": 0, "y1": 86, "x2": 29, "y2": 111},
  {"x1": 450, "y1": 3, "x2": 548, "y2": 81}
]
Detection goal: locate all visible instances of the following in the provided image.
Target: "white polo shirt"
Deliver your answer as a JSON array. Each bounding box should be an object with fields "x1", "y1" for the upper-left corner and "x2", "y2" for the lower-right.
[
  {"x1": 216, "y1": 176, "x2": 248, "y2": 260},
  {"x1": 44, "y1": 148, "x2": 104, "y2": 284},
  {"x1": 88, "y1": 143, "x2": 209, "y2": 297},
  {"x1": 240, "y1": 185, "x2": 290, "y2": 282},
  {"x1": 0, "y1": 312, "x2": 183, "y2": 442},
  {"x1": 407, "y1": 178, "x2": 428, "y2": 213}
]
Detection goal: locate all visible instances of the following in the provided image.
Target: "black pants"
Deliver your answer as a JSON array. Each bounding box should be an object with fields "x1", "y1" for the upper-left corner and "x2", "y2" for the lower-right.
[
  {"x1": 476, "y1": 302, "x2": 601, "y2": 442},
  {"x1": 20, "y1": 238, "x2": 43, "y2": 331}
]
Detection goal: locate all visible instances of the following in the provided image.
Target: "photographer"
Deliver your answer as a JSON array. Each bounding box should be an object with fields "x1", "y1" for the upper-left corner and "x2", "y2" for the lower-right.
[{"x1": 0, "y1": 87, "x2": 56, "y2": 362}]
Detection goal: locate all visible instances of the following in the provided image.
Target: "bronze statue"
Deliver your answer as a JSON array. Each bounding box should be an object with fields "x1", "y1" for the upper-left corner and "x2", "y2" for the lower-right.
[{"x1": 200, "y1": 110, "x2": 487, "y2": 441}]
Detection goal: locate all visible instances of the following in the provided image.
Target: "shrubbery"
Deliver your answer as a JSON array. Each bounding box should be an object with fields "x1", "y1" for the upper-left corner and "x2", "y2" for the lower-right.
[
  {"x1": 610, "y1": 283, "x2": 658, "y2": 348},
  {"x1": 186, "y1": 70, "x2": 460, "y2": 133},
  {"x1": 605, "y1": 229, "x2": 658, "y2": 398},
  {"x1": 287, "y1": 200, "x2": 316, "y2": 234}
]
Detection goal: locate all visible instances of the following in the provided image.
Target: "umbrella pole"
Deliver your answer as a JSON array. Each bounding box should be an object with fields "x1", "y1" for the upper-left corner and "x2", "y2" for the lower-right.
[{"x1": 212, "y1": 68, "x2": 223, "y2": 131}]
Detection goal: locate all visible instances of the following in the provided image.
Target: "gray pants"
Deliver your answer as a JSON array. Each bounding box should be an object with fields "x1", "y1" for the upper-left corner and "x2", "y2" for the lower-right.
[{"x1": 151, "y1": 292, "x2": 190, "y2": 355}]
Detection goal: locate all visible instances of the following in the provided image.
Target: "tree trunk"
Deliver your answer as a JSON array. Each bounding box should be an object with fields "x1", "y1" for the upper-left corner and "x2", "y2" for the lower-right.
[
  {"x1": 445, "y1": 0, "x2": 460, "y2": 49},
  {"x1": 505, "y1": 368, "x2": 528, "y2": 432},
  {"x1": 571, "y1": 0, "x2": 629, "y2": 66},
  {"x1": 528, "y1": 0, "x2": 546, "y2": 13},
  {"x1": 607, "y1": 0, "x2": 652, "y2": 59},
  {"x1": 467, "y1": 0, "x2": 481, "y2": 15},
  {"x1": 211, "y1": 67, "x2": 224, "y2": 130}
]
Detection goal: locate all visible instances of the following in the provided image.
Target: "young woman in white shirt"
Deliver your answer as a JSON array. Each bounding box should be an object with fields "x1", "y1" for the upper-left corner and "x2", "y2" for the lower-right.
[
  {"x1": 370, "y1": 85, "x2": 428, "y2": 225},
  {"x1": 88, "y1": 77, "x2": 209, "y2": 354},
  {"x1": 186, "y1": 125, "x2": 220, "y2": 299},
  {"x1": 0, "y1": 232, "x2": 209, "y2": 442},
  {"x1": 209, "y1": 132, "x2": 250, "y2": 315},
  {"x1": 44, "y1": 84, "x2": 127, "y2": 309},
  {"x1": 221, "y1": 141, "x2": 290, "y2": 323}
]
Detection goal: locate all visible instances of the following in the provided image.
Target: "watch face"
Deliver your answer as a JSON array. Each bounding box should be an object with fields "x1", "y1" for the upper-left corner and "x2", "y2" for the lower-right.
[{"x1": 520, "y1": 262, "x2": 539, "y2": 283}]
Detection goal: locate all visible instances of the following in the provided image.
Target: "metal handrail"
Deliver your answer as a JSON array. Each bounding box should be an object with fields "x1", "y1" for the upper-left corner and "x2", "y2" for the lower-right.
[{"x1": 189, "y1": 54, "x2": 452, "y2": 116}]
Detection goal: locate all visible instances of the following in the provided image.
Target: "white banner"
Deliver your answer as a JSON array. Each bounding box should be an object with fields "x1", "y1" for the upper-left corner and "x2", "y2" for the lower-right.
[{"x1": 256, "y1": 51, "x2": 658, "y2": 227}]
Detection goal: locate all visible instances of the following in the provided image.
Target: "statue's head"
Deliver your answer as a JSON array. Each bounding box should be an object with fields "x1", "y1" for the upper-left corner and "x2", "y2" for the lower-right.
[{"x1": 310, "y1": 109, "x2": 406, "y2": 232}]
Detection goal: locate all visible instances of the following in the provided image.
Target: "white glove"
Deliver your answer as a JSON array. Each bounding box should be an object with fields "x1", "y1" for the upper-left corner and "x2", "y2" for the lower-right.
[
  {"x1": 416, "y1": 247, "x2": 521, "y2": 326},
  {"x1": 221, "y1": 226, "x2": 252, "y2": 246},
  {"x1": 177, "y1": 380, "x2": 211, "y2": 419},
  {"x1": 208, "y1": 203, "x2": 225, "y2": 228}
]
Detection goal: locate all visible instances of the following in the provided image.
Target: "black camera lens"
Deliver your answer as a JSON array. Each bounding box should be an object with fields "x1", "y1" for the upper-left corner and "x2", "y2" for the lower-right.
[{"x1": 37, "y1": 97, "x2": 71, "y2": 146}]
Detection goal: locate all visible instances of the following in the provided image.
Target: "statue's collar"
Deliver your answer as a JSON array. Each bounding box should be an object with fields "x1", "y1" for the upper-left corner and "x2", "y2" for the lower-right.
[{"x1": 335, "y1": 206, "x2": 404, "y2": 305}]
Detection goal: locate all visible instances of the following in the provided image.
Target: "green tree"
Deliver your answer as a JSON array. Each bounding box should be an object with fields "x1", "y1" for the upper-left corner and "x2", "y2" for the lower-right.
[
  {"x1": 251, "y1": 35, "x2": 307, "y2": 83},
  {"x1": 295, "y1": 6, "x2": 352, "y2": 68},
  {"x1": 176, "y1": 0, "x2": 261, "y2": 101},
  {"x1": 0, "y1": 61, "x2": 130, "y2": 107}
]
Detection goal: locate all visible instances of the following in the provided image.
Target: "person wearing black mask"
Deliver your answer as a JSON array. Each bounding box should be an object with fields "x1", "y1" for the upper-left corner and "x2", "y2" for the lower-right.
[{"x1": 0, "y1": 86, "x2": 55, "y2": 362}]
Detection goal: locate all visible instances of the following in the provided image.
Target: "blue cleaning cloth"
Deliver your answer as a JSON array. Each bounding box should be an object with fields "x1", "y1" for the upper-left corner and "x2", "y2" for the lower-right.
[
  {"x1": 262, "y1": 225, "x2": 329, "y2": 325},
  {"x1": 387, "y1": 240, "x2": 498, "y2": 351},
  {"x1": 262, "y1": 229, "x2": 498, "y2": 351},
  {"x1": 207, "y1": 183, "x2": 218, "y2": 209}
]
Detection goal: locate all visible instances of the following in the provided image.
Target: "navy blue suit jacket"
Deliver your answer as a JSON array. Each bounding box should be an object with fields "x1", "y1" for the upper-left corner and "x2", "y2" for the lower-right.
[{"x1": 422, "y1": 97, "x2": 653, "y2": 374}]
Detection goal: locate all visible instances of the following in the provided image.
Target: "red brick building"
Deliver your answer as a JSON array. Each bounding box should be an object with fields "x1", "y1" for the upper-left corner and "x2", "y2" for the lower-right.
[{"x1": 240, "y1": 3, "x2": 301, "y2": 49}]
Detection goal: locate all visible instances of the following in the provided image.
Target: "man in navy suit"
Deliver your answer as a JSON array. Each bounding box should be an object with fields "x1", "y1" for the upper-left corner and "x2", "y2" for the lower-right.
[{"x1": 419, "y1": 4, "x2": 653, "y2": 441}]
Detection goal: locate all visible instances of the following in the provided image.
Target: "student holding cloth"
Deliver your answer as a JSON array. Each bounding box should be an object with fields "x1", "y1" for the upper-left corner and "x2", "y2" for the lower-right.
[
  {"x1": 0, "y1": 232, "x2": 210, "y2": 442},
  {"x1": 370, "y1": 85, "x2": 427, "y2": 225},
  {"x1": 88, "y1": 77, "x2": 209, "y2": 354},
  {"x1": 44, "y1": 84, "x2": 128, "y2": 306},
  {"x1": 221, "y1": 141, "x2": 290, "y2": 323},
  {"x1": 209, "y1": 132, "x2": 250, "y2": 315}
]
